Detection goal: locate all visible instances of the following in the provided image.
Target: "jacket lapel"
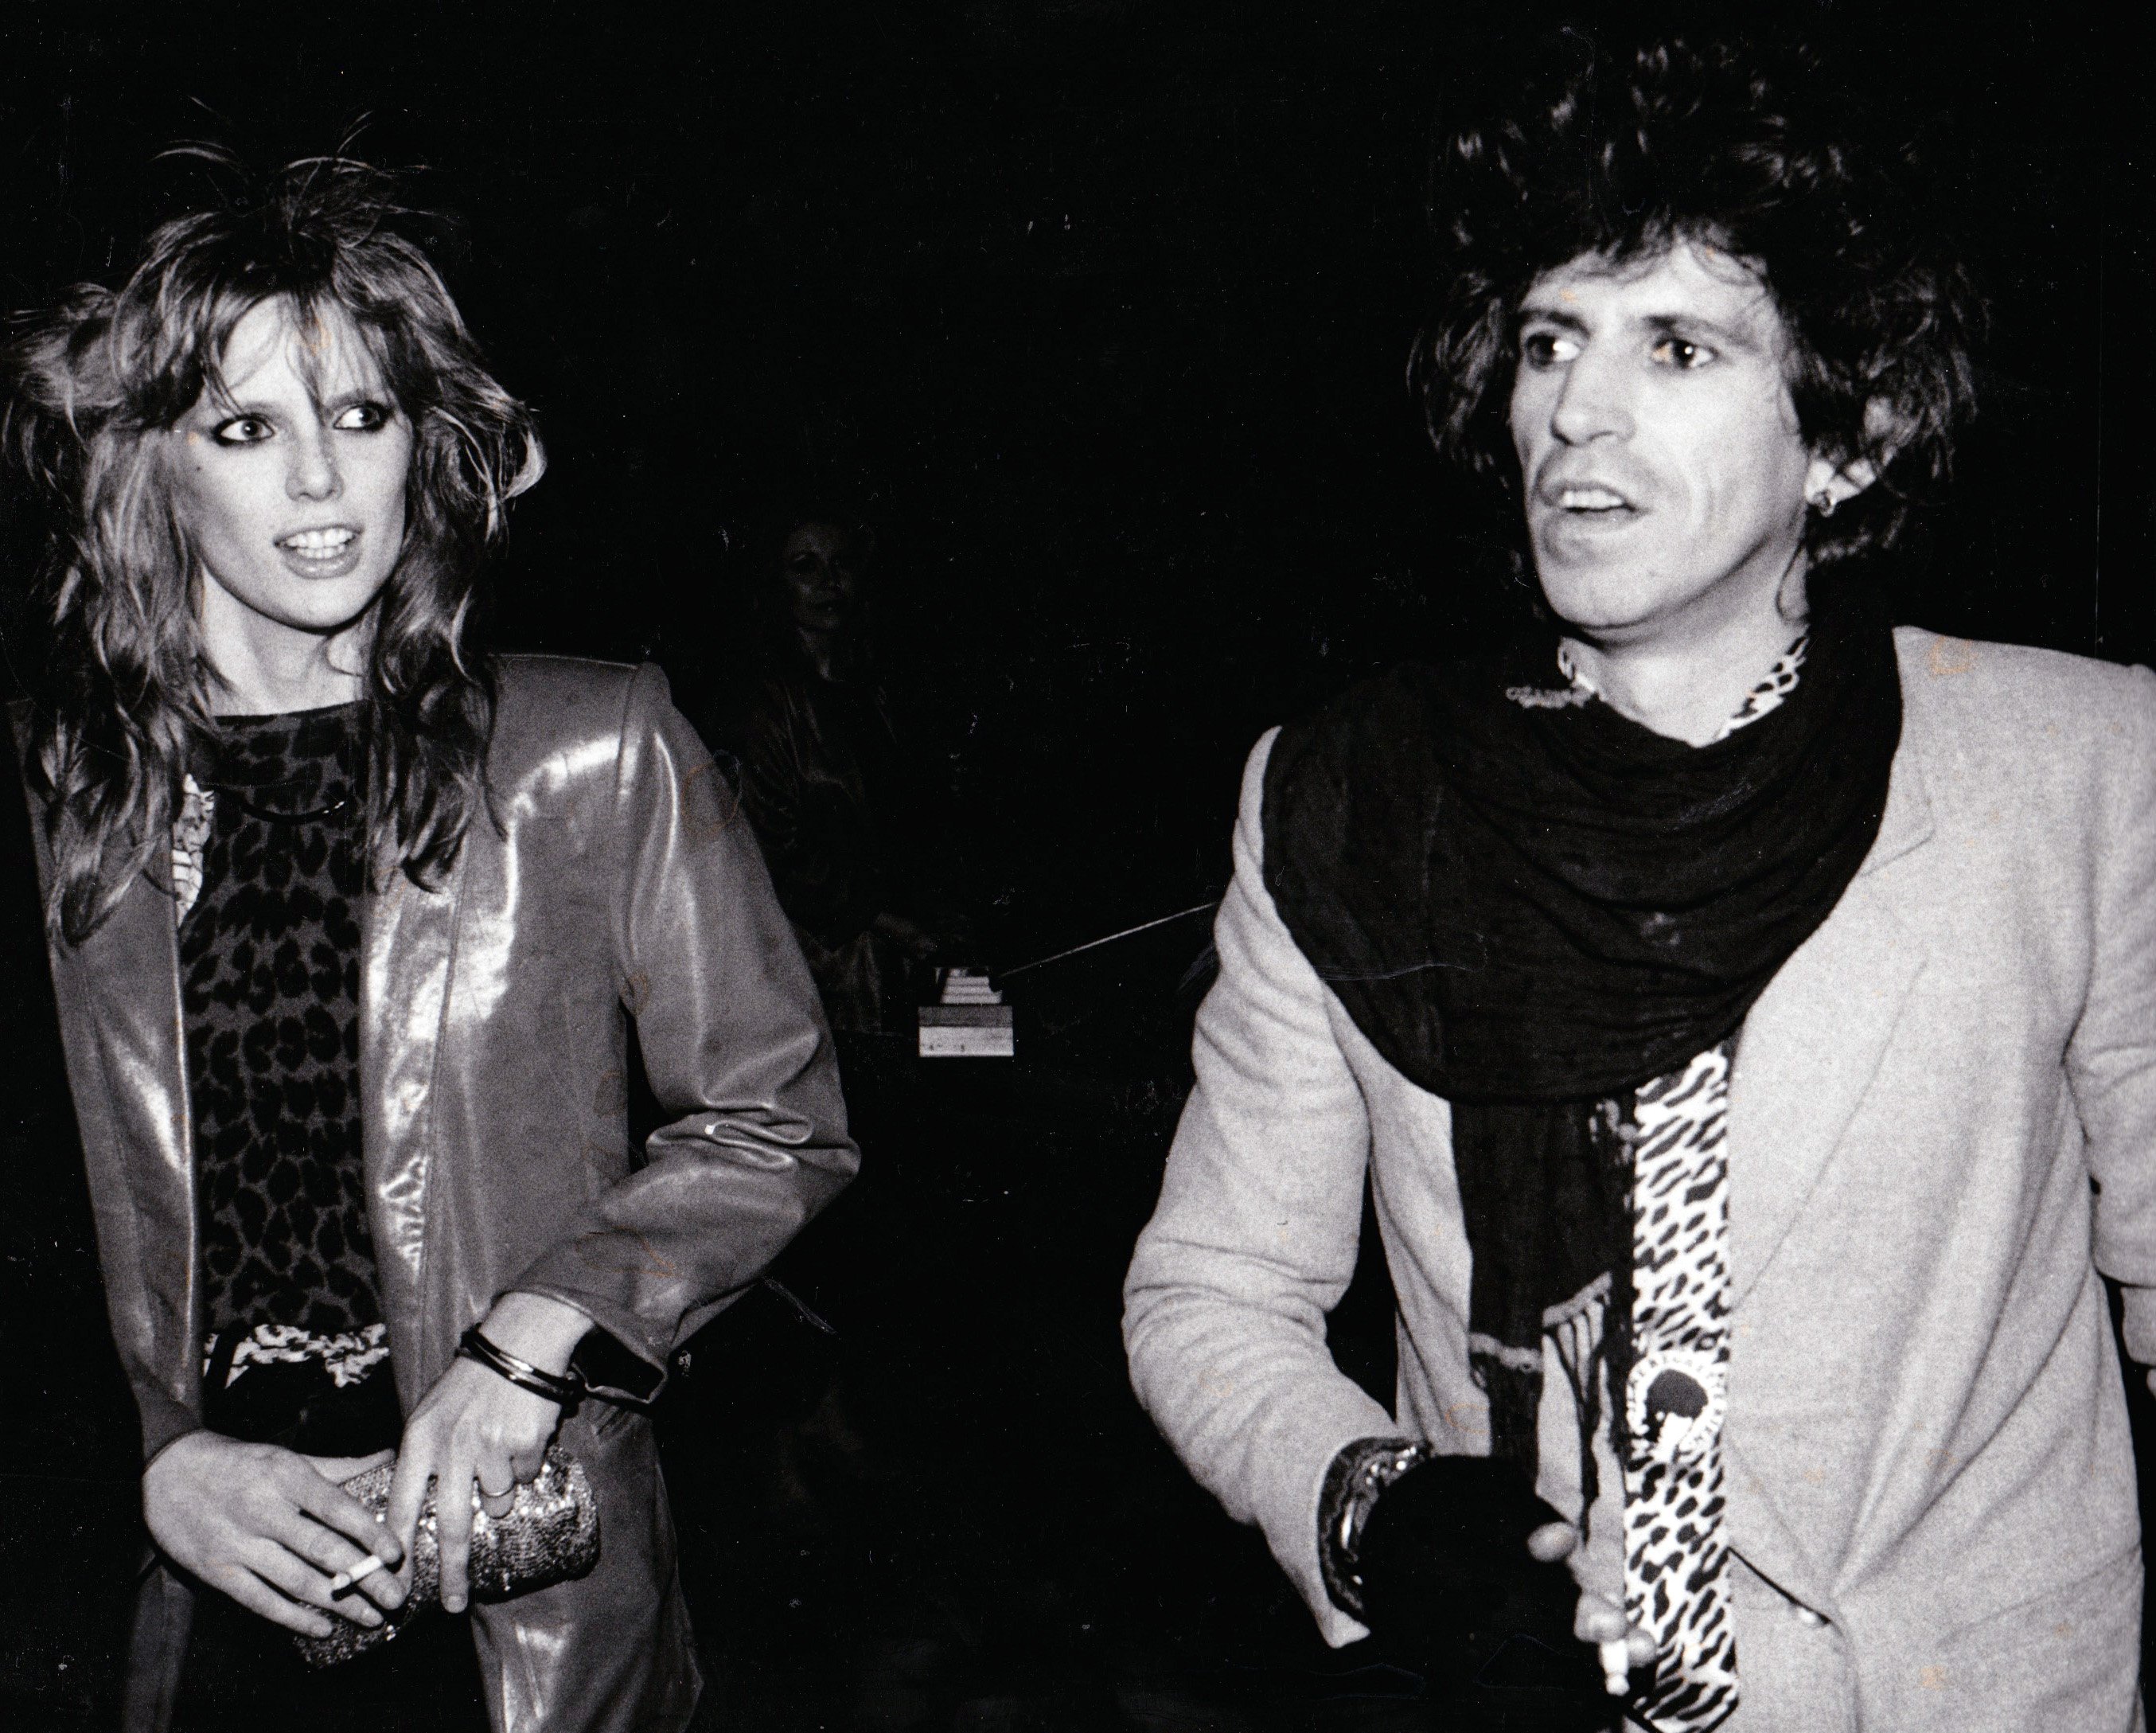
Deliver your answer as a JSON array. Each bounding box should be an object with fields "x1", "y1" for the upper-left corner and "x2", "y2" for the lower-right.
[
  {"x1": 1726, "y1": 739, "x2": 1935, "y2": 1306},
  {"x1": 69, "y1": 867, "x2": 199, "y2": 1391},
  {"x1": 360, "y1": 865, "x2": 463, "y2": 1407}
]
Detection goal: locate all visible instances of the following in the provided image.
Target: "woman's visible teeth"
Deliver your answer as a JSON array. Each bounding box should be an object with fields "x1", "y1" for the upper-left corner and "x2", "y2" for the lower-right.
[
  {"x1": 1559, "y1": 488, "x2": 1628, "y2": 511},
  {"x1": 282, "y1": 529, "x2": 357, "y2": 557}
]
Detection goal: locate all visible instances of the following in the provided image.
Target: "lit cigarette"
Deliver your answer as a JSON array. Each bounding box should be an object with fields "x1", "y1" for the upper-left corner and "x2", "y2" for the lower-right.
[
  {"x1": 1599, "y1": 1638, "x2": 1630, "y2": 1696},
  {"x1": 329, "y1": 1554, "x2": 386, "y2": 1594}
]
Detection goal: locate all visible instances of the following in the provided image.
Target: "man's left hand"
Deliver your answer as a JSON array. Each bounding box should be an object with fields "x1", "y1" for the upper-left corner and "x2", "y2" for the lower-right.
[
  {"x1": 1529, "y1": 1520, "x2": 1655, "y2": 1695},
  {"x1": 386, "y1": 1292, "x2": 591, "y2": 1613}
]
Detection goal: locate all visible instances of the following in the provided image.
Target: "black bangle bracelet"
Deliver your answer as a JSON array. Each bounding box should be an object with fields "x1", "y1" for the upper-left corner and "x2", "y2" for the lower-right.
[{"x1": 457, "y1": 1325, "x2": 586, "y2": 1409}]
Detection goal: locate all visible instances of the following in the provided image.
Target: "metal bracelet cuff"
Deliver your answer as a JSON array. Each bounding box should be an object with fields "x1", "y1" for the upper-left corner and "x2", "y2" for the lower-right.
[
  {"x1": 457, "y1": 1325, "x2": 586, "y2": 1409},
  {"x1": 1317, "y1": 1436, "x2": 1432, "y2": 1621}
]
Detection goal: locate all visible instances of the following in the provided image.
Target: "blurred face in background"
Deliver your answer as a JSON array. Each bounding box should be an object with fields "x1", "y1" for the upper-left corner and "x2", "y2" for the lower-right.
[{"x1": 782, "y1": 521, "x2": 866, "y2": 634}]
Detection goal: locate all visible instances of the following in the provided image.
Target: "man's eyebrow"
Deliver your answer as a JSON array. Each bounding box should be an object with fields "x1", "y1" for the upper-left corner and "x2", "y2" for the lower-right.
[
  {"x1": 1639, "y1": 310, "x2": 1764, "y2": 353},
  {"x1": 1515, "y1": 303, "x2": 1589, "y2": 334}
]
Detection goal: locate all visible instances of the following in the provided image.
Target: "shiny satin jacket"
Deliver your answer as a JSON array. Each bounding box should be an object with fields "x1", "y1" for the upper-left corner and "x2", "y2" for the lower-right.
[{"x1": 22, "y1": 657, "x2": 858, "y2": 1729}]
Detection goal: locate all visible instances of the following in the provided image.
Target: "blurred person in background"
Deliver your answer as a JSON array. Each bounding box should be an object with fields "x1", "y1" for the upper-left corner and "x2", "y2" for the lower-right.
[{"x1": 728, "y1": 509, "x2": 969, "y2": 1039}]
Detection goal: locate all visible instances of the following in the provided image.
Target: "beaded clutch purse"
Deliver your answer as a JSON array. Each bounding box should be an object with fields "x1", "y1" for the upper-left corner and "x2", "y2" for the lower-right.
[{"x1": 294, "y1": 1445, "x2": 602, "y2": 1668}]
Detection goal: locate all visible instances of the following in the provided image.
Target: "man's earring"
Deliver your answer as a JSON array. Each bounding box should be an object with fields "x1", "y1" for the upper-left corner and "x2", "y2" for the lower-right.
[{"x1": 1810, "y1": 492, "x2": 1838, "y2": 518}]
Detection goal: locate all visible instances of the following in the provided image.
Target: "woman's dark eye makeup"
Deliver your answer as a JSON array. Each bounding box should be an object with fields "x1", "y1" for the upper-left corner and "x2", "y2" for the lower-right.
[{"x1": 210, "y1": 400, "x2": 392, "y2": 444}]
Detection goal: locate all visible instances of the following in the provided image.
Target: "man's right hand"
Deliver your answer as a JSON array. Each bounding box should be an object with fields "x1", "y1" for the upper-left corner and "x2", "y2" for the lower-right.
[{"x1": 142, "y1": 1432, "x2": 407, "y2": 1637}]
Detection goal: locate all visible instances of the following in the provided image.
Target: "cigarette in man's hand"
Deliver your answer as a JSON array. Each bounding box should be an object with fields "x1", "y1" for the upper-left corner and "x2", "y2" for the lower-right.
[
  {"x1": 329, "y1": 1554, "x2": 386, "y2": 1594},
  {"x1": 1599, "y1": 1637, "x2": 1630, "y2": 1696}
]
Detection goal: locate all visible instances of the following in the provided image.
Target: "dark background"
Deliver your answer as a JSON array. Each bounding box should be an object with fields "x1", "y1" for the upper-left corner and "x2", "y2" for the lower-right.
[
  {"x1": 1, "y1": 2, "x2": 2150, "y2": 1729},
  {"x1": 3, "y1": 0, "x2": 2146, "y2": 965}
]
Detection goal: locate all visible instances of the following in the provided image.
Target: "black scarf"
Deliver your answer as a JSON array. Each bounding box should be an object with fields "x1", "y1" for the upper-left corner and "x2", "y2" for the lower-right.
[{"x1": 1261, "y1": 591, "x2": 1902, "y2": 1481}]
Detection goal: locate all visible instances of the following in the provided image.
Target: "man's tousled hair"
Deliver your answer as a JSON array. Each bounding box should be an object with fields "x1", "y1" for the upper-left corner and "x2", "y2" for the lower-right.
[
  {"x1": 6, "y1": 153, "x2": 544, "y2": 943},
  {"x1": 1414, "y1": 32, "x2": 1983, "y2": 567}
]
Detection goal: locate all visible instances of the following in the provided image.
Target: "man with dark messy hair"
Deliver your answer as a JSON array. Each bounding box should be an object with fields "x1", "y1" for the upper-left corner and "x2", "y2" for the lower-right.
[
  {"x1": 1125, "y1": 33, "x2": 2149, "y2": 1732},
  {"x1": 1415, "y1": 36, "x2": 1980, "y2": 573}
]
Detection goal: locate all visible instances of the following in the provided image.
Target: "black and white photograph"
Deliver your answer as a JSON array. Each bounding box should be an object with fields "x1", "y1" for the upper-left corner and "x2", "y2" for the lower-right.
[{"x1": 1, "y1": 4, "x2": 2150, "y2": 1730}]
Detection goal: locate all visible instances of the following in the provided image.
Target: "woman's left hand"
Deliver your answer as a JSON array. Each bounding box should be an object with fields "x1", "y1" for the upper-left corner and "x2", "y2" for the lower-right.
[{"x1": 386, "y1": 1291, "x2": 592, "y2": 1614}]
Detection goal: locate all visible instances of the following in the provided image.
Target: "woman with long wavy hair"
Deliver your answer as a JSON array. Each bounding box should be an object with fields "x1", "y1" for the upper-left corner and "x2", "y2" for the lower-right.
[{"x1": 5, "y1": 157, "x2": 856, "y2": 1732}]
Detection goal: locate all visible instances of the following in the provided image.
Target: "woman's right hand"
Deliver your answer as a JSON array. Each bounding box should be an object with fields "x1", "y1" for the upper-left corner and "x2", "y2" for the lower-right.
[{"x1": 142, "y1": 1431, "x2": 408, "y2": 1637}]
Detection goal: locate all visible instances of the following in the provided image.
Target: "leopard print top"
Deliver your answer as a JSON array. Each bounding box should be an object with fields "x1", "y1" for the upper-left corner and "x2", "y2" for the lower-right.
[{"x1": 177, "y1": 704, "x2": 394, "y2": 1450}]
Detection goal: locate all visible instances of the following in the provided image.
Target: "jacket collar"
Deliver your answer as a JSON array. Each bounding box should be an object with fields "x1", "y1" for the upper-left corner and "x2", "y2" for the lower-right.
[{"x1": 1855, "y1": 710, "x2": 1936, "y2": 877}]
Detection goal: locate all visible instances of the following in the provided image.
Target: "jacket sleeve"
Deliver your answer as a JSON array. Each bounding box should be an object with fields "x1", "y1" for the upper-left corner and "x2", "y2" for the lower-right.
[
  {"x1": 509, "y1": 666, "x2": 859, "y2": 1394},
  {"x1": 1122, "y1": 730, "x2": 1398, "y2": 1647},
  {"x1": 2072, "y1": 663, "x2": 2156, "y2": 1364}
]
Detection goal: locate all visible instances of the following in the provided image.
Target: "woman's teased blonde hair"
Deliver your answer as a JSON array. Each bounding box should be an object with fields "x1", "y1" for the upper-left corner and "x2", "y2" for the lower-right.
[{"x1": 6, "y1": 154, "x2": 544, "y2": 942}]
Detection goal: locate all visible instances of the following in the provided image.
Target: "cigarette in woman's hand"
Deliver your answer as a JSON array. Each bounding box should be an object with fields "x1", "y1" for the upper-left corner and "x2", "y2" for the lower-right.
[
  {"x1": 329, "y1": 1554, "x2": 386, "y2": 1594},
  {"x1": 1599, "y1": 1638, "x2": 1630, "y2": 1696}
]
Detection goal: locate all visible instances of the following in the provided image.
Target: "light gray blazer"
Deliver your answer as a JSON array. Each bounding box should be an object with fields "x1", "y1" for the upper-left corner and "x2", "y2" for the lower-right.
[{"x1": 1124, "y1": 628, "x2": 2156, "y2": 1732}]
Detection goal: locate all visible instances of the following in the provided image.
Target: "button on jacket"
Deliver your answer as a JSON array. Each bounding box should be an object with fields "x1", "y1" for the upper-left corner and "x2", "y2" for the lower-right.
[{"x1": 21, "y1": 656, "x2": 860, "y2": 1733}]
